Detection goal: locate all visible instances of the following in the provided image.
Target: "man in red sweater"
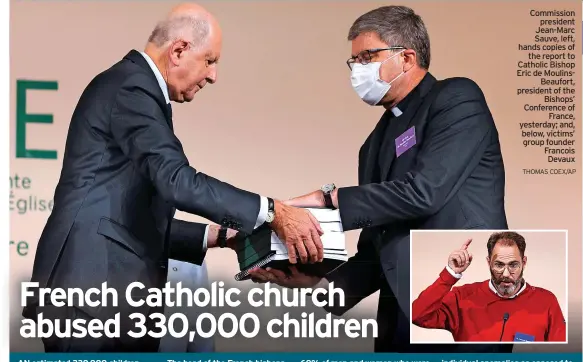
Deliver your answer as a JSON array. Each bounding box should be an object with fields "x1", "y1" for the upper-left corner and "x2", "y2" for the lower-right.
[{"x1": 412, "y1": 231, "x2": 566, "y2": 342}]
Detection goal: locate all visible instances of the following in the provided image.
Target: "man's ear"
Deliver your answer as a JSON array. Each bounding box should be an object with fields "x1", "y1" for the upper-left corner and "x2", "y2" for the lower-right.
[
  {"x1": 522, "y1": 256, "x2": 527, "y2": 267},
  {"x1": 168, "y1": 40, "x2": 189, "y2": 65},
  {"x1": 402, "y1": 49, "x2": 417, "y2": 72}
]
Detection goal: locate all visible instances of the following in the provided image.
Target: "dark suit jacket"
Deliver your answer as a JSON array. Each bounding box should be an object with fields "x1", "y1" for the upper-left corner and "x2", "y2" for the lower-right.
[
  {"x1": 324, "y1": 73, "x2": 511, "y2": 353},
  {"x1": 23, "y1": 50, "x2": 260, "y2": 322}
]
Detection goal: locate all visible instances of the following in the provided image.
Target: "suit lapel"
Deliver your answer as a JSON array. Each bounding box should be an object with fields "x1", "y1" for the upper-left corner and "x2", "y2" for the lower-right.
[{"x1": 379, "y1": 73, "x2": 437, "y2": 180}]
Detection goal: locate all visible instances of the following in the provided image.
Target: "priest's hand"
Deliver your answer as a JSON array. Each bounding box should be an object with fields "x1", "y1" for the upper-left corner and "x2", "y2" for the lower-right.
[
  {"x1": 283, "y1": 190, "x2": 326, "y2": 208},
  {"x1": 448, "y1": 238, "x2": 473, "y2": 274},
  {"x1": 284, "y1": 188, "x2": 339, "y2": 209}
]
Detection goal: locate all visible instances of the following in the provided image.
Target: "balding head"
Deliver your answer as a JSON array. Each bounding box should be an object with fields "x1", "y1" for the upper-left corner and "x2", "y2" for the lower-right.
[
  {"x1": 145, "y1": 3, "x2": 222, "y2": 103},
  {"x1": 147, "y1": 3, "x2": 220, "y2": 50}
]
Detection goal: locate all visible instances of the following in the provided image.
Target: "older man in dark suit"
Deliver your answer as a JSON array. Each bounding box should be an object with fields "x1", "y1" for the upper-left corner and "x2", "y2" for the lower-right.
[
  {"x1": 23, "y1": 3, "x2": 324, "y2": 352},
  {"x1": 250, "y1": 5, "x2": 510, "y2": 354}
]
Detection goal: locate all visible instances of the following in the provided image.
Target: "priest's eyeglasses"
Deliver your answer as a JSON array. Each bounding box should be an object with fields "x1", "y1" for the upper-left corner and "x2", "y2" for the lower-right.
[{"x1": 346, "y1": 46, "x2": 406, "y2": 70}]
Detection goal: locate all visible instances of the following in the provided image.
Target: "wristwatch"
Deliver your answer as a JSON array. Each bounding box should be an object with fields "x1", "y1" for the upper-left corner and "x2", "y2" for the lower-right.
[
  {"x1": 266, "y1": 197, "x2": 275, "y2": 223},
  {"x1": 321, "y1": 183, "x2": 336, "y2": 209},
  {"x1": 217, "y1": 226, "x2": 228, "y2": 248}
]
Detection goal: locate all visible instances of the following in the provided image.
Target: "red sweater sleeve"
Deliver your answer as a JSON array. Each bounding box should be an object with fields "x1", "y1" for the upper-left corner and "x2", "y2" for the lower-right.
[
  {"x1": 412, "y1": 267, "x2": 461, "y2": 333},
  {"x1": 547, "y1": 294, "x2": 566, "y2": 341}
]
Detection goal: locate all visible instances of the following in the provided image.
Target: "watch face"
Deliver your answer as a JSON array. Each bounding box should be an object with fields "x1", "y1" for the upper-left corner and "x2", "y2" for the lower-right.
[
  {"x1": 266, "y1": 211, "x2": 275, "y2": 223},
  {"x1": 321, "y1": 183, "x2": 335, "y2": 193}
]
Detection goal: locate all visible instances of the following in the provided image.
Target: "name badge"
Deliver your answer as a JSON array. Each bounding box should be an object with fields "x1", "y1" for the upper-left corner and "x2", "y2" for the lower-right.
[
  {"x1": 395, "y1": 126, "x2": 416, "y2": 157},
  {"x1": 513, "y1": 332, "x2": 535, "y2": 342}
]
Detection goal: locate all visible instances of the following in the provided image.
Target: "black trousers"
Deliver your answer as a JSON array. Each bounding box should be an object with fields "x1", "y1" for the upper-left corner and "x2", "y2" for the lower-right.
[{"x1": 38, "y1": 304, "x2": 161, "y2": 352}]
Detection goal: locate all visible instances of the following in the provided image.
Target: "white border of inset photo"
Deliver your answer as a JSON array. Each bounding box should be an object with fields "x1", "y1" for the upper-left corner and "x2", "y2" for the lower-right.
[{"x1": 409, "y1": 229, "x2": 569, "y2": 345}]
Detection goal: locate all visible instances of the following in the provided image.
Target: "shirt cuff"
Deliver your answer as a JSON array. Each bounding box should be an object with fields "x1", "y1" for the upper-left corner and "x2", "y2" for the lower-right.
[
  {"x1": 254, "y1": 196, "x2": 268, "y2": 229},
  {"x1": 202, "y1": 225, "x2": 209, "y2": 252},
  {"x1": 445, "y1": 264, "x2": 462, "y2": 279}
]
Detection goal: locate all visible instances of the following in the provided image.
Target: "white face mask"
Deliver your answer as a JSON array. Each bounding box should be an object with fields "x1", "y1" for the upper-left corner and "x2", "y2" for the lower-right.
[{"x1": 350, "y1": 50, "x2": 405, "y2": 106}]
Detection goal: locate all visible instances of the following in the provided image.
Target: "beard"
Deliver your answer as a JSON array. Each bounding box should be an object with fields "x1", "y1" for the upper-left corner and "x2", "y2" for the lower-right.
[{"x1": 491, "y1": 269, "x2": 524, "y2": 297}]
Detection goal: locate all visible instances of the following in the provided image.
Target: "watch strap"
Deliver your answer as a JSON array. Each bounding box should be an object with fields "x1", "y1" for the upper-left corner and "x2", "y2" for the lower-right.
[
  {"x1": 323, "y1": 191, "x2": 335, "y2": 209},
  {"x1": 218, "y1": 226, "x2": 228, "y2": 248}
]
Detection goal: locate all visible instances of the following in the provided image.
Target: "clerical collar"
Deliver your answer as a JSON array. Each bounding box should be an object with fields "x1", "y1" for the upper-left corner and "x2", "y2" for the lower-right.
[
  {"x1": 489, "y1": 279, "x2": 527, "y2": 299},
  {"x1": 389, "y1": 72, "x2": 431, "y2": 118},
  {"x1": 391, "y1": 107, "x2": 403, "y2": 117}
]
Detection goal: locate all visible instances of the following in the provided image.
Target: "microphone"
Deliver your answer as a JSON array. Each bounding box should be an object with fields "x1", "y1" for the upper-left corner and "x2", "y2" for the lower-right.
[{"x1": 499, "y1": 312, "x2": 510, "y2": 341}]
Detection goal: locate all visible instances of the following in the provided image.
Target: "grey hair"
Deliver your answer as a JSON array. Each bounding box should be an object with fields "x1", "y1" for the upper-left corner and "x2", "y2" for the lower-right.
[
  {"x1": 348, "y1": 5, "x2": 430, "y2": 69},
  {"x1": 148, "y1": 14, "x2": 210, "y2": 48}
]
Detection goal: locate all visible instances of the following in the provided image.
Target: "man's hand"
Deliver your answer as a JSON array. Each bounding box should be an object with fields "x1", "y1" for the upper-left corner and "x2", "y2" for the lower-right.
[
  {"x1": 270, "y1": 200, "x2": 324, "y2": 264},
  {"x1": 248, "y1": 266, "x2": 321, "y2": 288},
  {"x1": 448, "y1": 238, "x2": 473, "y2": 274},
  {"x1": 284, "y1": 190, "x2": 326, "y2": 208},
  {"x1": 284, "y1": 188, "x2": 338, "y2": 209}
]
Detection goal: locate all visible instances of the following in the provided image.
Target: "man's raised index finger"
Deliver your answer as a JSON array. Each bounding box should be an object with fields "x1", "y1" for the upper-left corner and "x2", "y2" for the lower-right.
[{"x1": 461, "y1": 238, "x2": 473, "y2": 250}]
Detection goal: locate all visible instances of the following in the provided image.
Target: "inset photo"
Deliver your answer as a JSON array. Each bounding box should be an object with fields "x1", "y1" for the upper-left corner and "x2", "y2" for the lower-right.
[{"x1": 410, "y1": 230, "x2": 568, "y2": 344}]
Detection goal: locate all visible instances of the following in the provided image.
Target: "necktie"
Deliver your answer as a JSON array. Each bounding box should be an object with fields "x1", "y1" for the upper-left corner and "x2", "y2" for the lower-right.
[
  {"x1": 166, "y1": 103, "x2": 172, "y2": 118},
  {"x1": 166, "y1": 103, "x2": 174, "y2": 131}
]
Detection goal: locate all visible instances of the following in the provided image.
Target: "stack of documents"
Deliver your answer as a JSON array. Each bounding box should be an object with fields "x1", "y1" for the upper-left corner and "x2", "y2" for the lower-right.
[{"x1": 234, "y1": 208, "x2": 348, "y2": 281}]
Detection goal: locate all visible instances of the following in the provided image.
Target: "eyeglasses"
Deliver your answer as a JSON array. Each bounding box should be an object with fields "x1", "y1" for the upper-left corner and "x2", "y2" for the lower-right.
[
  {"x1": 346, "y1": 46, "x2": 406, "y2": 70},
  {"x1": 492, "y1": 262, "x2": 521, "y2": 273}
]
